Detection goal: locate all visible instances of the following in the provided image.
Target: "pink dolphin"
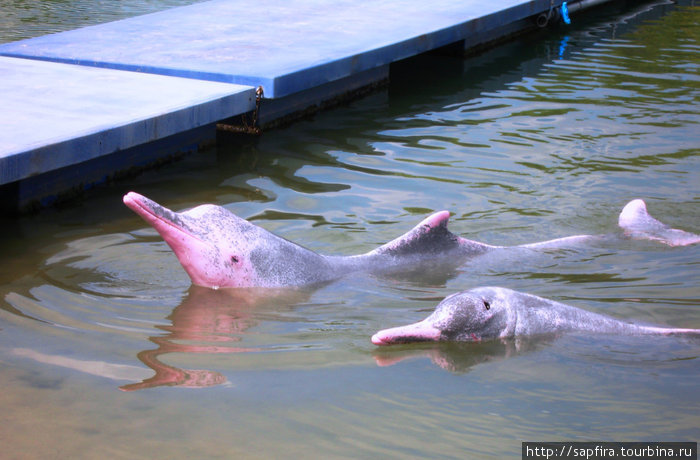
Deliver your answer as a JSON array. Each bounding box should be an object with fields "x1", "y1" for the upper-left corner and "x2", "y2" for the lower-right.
[
  {"x1": 123, "y1": 192, "x2": 698, "y2": 289},
  {"x1": 372, "y1": 287, "x2": 700, "y2": 345}
]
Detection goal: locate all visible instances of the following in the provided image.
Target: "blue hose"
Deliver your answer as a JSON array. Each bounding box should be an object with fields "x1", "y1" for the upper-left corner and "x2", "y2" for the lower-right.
[{"x1": 561, "y1": 1, "x2": 571, "y2": 24}]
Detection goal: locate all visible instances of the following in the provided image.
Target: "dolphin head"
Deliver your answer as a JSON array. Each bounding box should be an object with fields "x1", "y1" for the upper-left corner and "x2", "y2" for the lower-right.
[
  {"x1": 124, "y1": 192, "x2": 274, "y2": 288},
  {"x1": 371, "y1": 289, "x2": 508, "y2": 345}
]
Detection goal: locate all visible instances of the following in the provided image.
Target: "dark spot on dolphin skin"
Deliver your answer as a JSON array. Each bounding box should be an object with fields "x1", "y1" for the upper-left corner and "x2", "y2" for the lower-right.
[
  {"x1": 393, "y1": 336, "x2": 435, "y2": 344},
  {"x1": 149, "y1": 200, "x2": 188, "y2": 230}
]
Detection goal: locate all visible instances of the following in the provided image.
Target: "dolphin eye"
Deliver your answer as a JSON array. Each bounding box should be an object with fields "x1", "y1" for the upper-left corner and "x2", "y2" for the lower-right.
[
  {"x1": 483, "y1": 300, "x2": 490, "y2": 310},
  {"x1": 231, "y1": 255, "x2": 239, "y2": 264}
]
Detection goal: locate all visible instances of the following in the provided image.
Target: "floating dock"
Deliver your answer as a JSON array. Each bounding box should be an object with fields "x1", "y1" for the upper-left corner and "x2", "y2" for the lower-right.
[{"x1": 0, "y1": 0, "x2": 601, "y2": 212}]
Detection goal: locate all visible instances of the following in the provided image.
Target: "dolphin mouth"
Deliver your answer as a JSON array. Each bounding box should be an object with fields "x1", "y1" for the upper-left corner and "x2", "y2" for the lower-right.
[
  {"x1": 371, "y1": 321, "x2": 442, "y2": 346},
  {"x1": 123, "y1": 192, "x2": 202, "y2": 244}
]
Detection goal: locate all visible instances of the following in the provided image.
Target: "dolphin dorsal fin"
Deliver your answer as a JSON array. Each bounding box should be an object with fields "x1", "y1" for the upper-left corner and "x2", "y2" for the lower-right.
[{"x1": 370, "y1": 211, "x2": 462, "y2": 256}]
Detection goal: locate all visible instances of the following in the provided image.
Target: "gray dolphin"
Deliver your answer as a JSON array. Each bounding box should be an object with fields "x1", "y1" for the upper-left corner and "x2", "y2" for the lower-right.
[
  {"x1": 371, "y1": 287, "x2": 700, "y2": 345},
  {"x1": 123, "y1": 192, "x2": 698, "y2": 289}
]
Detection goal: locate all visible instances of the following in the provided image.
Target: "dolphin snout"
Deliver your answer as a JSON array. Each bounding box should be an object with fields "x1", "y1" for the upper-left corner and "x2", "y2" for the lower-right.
[
  {"x1": 371, "y1": 321, "x2": 442, "y2": 346},
  {"x1": 371, "y1": 331, "x2": 392, "y2": 346},
  {"x1": 123, "y1": 191, "x2": 166, "y2": 216},
  {"x1": 123, "y1": 191, "x2": 147, "y2": 206},
  {"x1": 123, "y1": 191, "x2": 159, "y2": 217}
]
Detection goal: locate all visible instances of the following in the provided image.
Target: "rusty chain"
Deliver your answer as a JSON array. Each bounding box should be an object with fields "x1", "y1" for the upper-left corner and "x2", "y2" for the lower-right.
[{"x1": 217, "y1": 85, "x2": 264, "y2": 135}]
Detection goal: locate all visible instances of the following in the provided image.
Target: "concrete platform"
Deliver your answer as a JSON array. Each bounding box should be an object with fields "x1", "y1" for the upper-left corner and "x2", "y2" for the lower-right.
[
  {"x1": 0, "y1": 56, "x2": 254, "y2": 185},
  {"x1": 0, "y1": 0, "x2": 558, "y2": 99},
  {"x1": 0, "y1": 56, "x2": 254, "y2": 210},
  {"x1": 0, "y1": 0, "x2": 577, "y2": 211}
]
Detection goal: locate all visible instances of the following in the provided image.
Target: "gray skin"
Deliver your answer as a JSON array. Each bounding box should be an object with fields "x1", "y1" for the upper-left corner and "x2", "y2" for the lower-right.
[
  {"x1": 371, "y1": 287, "x2": 700, "y2": 345},
  {"x1": 124, "y1": 192, "x2": 699, "y2": 289}
]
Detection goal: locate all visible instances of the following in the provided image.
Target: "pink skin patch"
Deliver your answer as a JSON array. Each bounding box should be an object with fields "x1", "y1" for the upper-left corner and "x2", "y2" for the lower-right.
[
  {"x1": 424, "y1": 210, "x2": 451, "y2": 228},
  {"x1": 371, "y1": 320, "x2": 442, "y2": 346}
]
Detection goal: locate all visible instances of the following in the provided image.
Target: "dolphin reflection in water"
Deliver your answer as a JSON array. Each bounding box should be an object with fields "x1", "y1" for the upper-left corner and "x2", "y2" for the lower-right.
[{"x1": 120, "y1": 286, "x2": 312, "y2": 391}]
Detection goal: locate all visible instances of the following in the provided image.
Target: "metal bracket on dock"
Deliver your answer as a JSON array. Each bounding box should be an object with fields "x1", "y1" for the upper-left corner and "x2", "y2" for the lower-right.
[
  {"x1": 536, "y1": 0, "x2": 558, "y2": 27},
  {"x1": 217, "y1": 86, "x2": 264, "y2": 135}
]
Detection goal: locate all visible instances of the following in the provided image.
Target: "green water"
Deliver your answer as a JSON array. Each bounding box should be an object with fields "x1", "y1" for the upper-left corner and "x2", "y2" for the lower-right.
[
  {"x1": 1, "y1": 1, "x2": 699, "y2": 458},
  {"x1": 0, "y1": 0, "x2": 204, "y2": 42}
]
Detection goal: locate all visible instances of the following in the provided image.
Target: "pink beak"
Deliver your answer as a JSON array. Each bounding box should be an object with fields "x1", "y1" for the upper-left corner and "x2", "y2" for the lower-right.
[{"x1": 371, "y1": 319, "x2": 441, "y2": 346}]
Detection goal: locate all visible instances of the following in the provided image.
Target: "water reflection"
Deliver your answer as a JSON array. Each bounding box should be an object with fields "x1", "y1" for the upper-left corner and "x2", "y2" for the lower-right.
[
  {"x1": 373, "y1": 331, "x2": 700, "y2": 374},
  {"x1": 121, "y1": 286, "x2": 313, "y2": 391},
  {"x1": 373, "y1": 337, "x2": 555, "y2": 373},
  {"x1": 11, "y1": 348, "x2": 150, "y2": 383}
]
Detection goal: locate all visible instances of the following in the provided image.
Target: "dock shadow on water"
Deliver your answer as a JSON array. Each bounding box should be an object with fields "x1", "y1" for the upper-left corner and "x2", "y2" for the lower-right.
[{"x1": 1, "y1": 0, "x2": 700, "y2": 457}]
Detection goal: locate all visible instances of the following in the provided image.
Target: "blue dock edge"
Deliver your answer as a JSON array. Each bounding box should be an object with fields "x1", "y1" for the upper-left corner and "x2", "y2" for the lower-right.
[{"x1": 0, "y1": 0, "x2": 606, "y2": 212}]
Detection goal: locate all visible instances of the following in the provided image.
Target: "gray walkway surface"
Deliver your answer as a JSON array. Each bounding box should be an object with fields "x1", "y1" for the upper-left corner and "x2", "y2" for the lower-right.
[
  {"x1": 0, "y1": 0, "x2": 577, "y2": 210},
  {"x1": 0, "y1": 57, "x2": 254, "y2": 186}
]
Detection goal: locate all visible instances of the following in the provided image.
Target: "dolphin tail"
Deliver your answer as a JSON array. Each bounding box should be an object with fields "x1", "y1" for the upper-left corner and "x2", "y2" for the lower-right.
[
  {"x1": 368, "y1": 211, "x2": 491, "y2": 257},
  {"x1": 618, "y1": 199, "x2": 700, "y2": 247}
]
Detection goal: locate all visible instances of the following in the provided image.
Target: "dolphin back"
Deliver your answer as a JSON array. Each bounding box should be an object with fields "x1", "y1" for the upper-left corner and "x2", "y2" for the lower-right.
[{"x1": 505, "y1": 289, "x2": 700, "y2": 337}]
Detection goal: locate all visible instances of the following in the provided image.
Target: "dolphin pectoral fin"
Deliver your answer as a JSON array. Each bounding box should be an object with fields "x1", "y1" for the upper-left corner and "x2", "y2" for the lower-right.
[
  {"x1": 371, "y1": 320, "x2": 442, "y2": 346},
  {"x1": 618, "y1": 199, "x2": 700, "y2": 247}
]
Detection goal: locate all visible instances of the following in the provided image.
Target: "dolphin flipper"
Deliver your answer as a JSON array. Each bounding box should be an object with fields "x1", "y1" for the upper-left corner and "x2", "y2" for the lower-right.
[{"x1": 619, "y1": 199, "x2": 700, "y2": 247}]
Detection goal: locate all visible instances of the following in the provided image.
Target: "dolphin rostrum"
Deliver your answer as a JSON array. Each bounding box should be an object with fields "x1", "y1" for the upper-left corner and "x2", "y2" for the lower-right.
[
  {"x1": 123, "y1": 192, "x2": 698, "y2": 289},
  {"x1": 371, "y1": 287, "x2": 700, "y2": 345}
]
